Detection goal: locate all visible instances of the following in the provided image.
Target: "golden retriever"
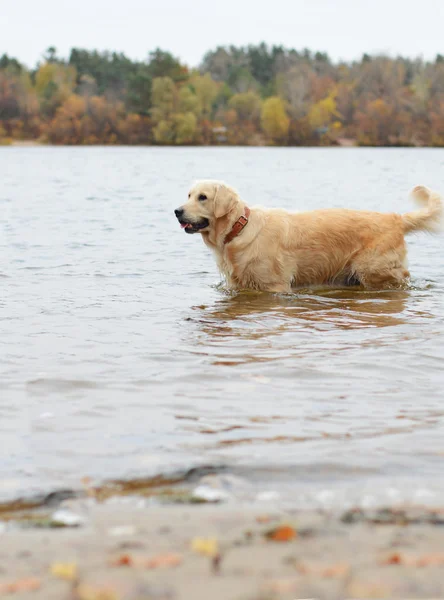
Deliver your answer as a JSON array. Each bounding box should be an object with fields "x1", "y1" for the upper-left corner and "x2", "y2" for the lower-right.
[{"x1": 174, "y1": 181, "x2": 442, "y2": 292}]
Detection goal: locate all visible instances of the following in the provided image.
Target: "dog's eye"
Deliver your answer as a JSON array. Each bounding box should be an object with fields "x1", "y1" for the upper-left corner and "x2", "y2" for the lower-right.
[{"x1": 198, "y1": 194, "x2": 207, "y2": 201}]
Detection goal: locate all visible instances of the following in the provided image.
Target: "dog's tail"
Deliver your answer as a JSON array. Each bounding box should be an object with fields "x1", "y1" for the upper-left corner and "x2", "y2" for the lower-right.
[{"x1": 402, "y1": 185, "x2": 443, "y2": 234}]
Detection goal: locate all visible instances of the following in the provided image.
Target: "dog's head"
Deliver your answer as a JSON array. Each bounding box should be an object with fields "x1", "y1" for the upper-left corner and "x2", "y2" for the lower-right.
[{"x1": 174, "y1": 180, "x2": 241, "y2": 235}]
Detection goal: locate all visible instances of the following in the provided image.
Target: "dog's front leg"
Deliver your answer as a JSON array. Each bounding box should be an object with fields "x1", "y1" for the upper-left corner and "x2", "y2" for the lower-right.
[{"x1": 265, "y1": 283, "x2": 292, "y2": 294}]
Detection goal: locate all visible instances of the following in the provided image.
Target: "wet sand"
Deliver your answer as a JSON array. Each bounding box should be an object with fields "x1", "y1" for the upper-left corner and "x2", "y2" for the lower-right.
[
  {"x1": 9, "y1": 140, "x2": 43, "y2": 146},
  {"x1": 2, "y1": 499, "x2": 444, "y2": 600}
]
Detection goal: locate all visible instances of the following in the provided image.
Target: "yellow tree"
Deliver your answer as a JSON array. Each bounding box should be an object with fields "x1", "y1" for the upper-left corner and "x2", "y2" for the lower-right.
[
  {"x1": 178, "y1": 86, "x2": 200, "y2": 117},
  {"x1": 307, "y1": 92, "x2": 341, "y2": 132},
  {"x1": 355, "y1": 98, "x2": 395, "y2": 145},
  {"x1": 189, "y1": 73, "x2": 218, "y2": 116},
  {"x1": 46, "y1": 95, "x2": 86, "y2": 144},
  {"x1": 35, "y1": 62, "x2": 77, "y2": 117},
  {"x1": 260, "y1": 96, "x2": 289, "y2": 142},
  {"x1": 153, "y1": 119, "x2": 174, "y2": 144},
  {"x1": 151, "y1": 76, "x2": 176, "y2": 122},
  {"x1": 151, "y1": 76, "x2": 177, "y2": 143},
  {"x1": 228, "y1": 91, "x2": 261, "y2": 122},
  {"x1": 174, "y1": 112, "x2": 197, "y2": 144}
]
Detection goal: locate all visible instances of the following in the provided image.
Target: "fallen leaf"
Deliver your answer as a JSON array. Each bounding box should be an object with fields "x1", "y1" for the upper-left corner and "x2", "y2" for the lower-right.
[
  {"x1": 255, "y1": 515, "x2": 271, "y2": 523},
  {"x1": 145, "y1": 553, "x2": 182, "y2": 569},
  {"x1": 321, "y1": 563, "x2": 350, "y2": 578},
  {"x1": 381, "y1": 552, "x2": 402, "y2": 565},
  {"x1": 297, "y1": 562, "x2": 350, "y2": 578},
  {"x1": 191, "y1": 537, "x2": 219, "y2": 557},
  {"x1": 381, "y1": 552, "x2": 444, "y2": 567},
  {"x1": 347, "y1": 580, "x2": 392, "y2": 597},
  {"x1": 264, "y1": 525, "x2": 296, "y2": 542},
  {"x1": 50, "y1": 562, "x2": 78, "y2": 580},
  {"x1": 110, "y1": 553, "x2": 182, "y2": 569},
  {"x1": 75, "y1": 583, "x2": 118, "y2": 600},
  {"x1": 416, "y1": 553, "x2": 444, "y2": 567},
  {"x1": 262, "y1": 578, "x2": 299, "y2": 594},
  {"x1": 110, "y1": 554, "x2": 133, "y2": 567},
  {"x1": 0, "y1": 578, "x2": 41, "y2": 594}
]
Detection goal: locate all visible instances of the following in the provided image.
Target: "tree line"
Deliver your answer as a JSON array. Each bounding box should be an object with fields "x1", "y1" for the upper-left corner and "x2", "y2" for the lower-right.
[{"x1": 1, "y1": 45, "x2": 444, "y2": 146}]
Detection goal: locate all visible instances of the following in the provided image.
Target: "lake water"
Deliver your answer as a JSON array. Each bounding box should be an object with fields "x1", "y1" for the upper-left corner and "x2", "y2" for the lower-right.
[{"x1": 1, "y1": 146, "x2": 444, "y2": 508}]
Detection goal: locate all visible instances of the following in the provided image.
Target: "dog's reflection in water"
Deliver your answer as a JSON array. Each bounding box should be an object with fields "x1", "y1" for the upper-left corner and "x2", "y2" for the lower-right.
[{"x1": 190, "y1": 288, "x2": 422, "y2": 343}]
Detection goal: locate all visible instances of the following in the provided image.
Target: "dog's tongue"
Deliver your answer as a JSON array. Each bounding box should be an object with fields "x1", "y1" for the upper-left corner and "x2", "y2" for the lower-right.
[{"x1": 181, "y1": 223, "x2": 192, "y2": 229}]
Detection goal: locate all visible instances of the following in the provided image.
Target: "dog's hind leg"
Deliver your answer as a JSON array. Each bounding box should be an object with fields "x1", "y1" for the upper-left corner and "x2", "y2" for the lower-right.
[
  {"x1": 352, "y1": 245, "x2": 410, "y2": 289},
  {"x1": 360, "y1": 266, "x2": 410, "y2": 289}
]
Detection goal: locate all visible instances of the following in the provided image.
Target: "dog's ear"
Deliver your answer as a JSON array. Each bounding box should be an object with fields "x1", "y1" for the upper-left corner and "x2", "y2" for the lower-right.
[{"x1": 214, "y1": 184, "x2": 238, "y2": 219}]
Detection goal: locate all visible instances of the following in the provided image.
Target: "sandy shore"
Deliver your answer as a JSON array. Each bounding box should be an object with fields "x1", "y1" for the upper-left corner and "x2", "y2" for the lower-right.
[
  {"x1": 8, "y1": 140, "x2": 43, "y2": 147},
  {"x1": 1, "y1": 498, "x2": 444, "y2": 600}
]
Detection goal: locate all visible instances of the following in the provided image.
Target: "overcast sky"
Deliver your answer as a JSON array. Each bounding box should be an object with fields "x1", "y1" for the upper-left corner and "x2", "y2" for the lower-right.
[{"x1": 2, "y1": 0, "x2": 443, "y2": 68}]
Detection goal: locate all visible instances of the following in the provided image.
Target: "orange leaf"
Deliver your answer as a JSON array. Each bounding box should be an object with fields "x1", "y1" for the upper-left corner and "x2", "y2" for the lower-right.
[
  {"x1": 110, "y1": 553, "x2": 182, "y2": 569},
  {"x1": 381, "y1": 552, "x2": 402, "y2": 565},
  {"x1": 75, "y1": 583, "x2": 118, "y2": 600},
  {"x1": 265, "y1": 525, "x2": 296, "y2": 542},
  {"x1": 256, "y1": 515, "x2": 271, "y2": 523},
  {"x1": 110, "y1": 554, "x2": 133, "y2": 567},
  {"x1": 381, "y1": 552, "x2": 444, "y2": 567},
  {"x1": 415, "y1": 553, "x2": 444, "y2": 567},
  {"x1": 297, "y1": 562, "x2": 350, "y2": 578},
  {"x1": 0, "y1": 578, "x2": 41, "y2": 594},
  {"x1": 321, "y1": 563, "x2": 350, "y2": 578},
  {"x1": 145, "y1": 553, "x2": 182, "y2": 569}
]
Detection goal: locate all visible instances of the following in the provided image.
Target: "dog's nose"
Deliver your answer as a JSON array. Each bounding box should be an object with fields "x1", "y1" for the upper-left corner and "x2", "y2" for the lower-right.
[{"x1": 175, "y1": 208, "x2": 184, "y2": 219}]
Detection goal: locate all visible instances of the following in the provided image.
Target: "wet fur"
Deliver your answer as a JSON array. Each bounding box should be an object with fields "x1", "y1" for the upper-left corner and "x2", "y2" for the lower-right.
[{"x1": 176, "y1": 181, "x2": 442, "y2": 293}]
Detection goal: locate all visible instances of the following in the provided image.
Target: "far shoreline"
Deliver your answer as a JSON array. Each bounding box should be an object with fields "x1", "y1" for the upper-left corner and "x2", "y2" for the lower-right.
[{"x1": 4, "y1": 139, "x2": 444, "y2": 149}]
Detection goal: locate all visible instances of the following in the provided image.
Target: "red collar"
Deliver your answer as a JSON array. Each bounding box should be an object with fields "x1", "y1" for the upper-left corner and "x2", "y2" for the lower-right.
[{"x1": 224, "y1": 207, "x2": 250, "y2": 244}]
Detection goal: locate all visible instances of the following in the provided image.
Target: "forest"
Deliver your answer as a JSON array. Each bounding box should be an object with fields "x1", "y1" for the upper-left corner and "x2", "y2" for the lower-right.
[{"x1": 1, "y1": 45, "x2": 444, "y2": 146}]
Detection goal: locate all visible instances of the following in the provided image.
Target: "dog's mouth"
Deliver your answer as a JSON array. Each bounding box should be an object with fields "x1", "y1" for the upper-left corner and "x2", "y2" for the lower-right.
[{"x1": 178, "y1": 218, "x2": 210, "y2": 234}]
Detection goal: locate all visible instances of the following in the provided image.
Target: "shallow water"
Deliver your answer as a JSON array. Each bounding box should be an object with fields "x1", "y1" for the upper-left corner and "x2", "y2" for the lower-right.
[{"x1": 1, "y1": 146, "x2": 444, "y2": 507}]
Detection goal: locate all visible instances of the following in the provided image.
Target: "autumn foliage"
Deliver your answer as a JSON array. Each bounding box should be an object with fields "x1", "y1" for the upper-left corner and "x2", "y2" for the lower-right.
[{"x1": 1, "y1": 46, "x2": 444, "y2": 146}]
